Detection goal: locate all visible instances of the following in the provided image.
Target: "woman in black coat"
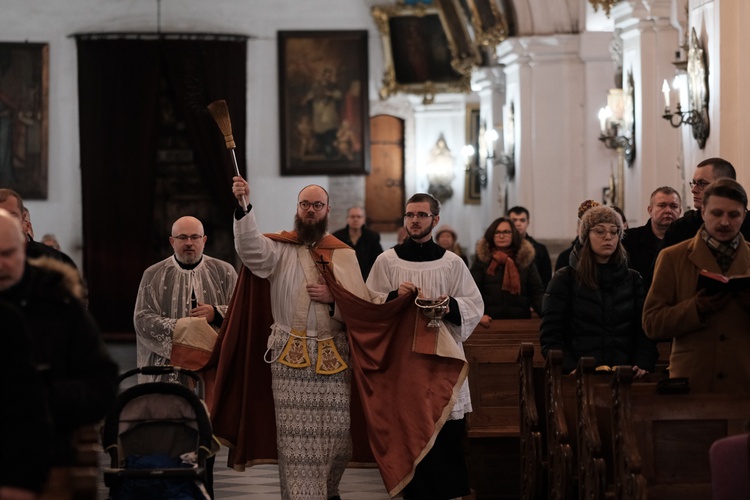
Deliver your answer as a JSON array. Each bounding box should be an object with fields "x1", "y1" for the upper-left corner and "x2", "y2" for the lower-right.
[
  {"x1": 471, "y1": 217, "x2": 545, "y2": 327},
  {"x1": 540, "y1": 206, "x2": 657, "y2": 375}
]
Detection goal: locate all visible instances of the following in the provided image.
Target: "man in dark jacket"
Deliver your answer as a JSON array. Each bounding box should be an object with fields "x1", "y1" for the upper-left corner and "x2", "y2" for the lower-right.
[
  {"x1": 0, "y1": 300, "x2": 54, "y2": 498},
  {"x1": 623, "y1": 186, "x2": 681, "y2": 288},
  {"x1": 332, "y1": 206, "x2": 383, "y2": 280},
  {"x1": 508, "y1": 206, "x2": 552, "y2": 288},
  {"x1": 0, "y1": 208, "x2": 118, "y2": 494},
  {"x1": 662, "y1": 158, "x2": 750, "y2": 248}
]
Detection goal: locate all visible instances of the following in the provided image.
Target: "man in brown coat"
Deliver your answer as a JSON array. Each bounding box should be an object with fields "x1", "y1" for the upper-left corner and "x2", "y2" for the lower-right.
[{"x1": 644, "y1": 178, "x2": 750, "y2": 392}]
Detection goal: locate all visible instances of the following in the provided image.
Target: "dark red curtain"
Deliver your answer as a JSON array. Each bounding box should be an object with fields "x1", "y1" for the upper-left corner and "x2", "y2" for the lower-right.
[{"x1": 77, "y1": 37, "x2": 247, "y2": 334}]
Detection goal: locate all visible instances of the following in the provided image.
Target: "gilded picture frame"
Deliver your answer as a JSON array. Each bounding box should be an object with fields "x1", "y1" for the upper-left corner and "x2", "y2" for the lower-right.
[
  {"x1": 464, "y1": 104, "x2": 482, "y2": 204},
  {"x1": 278, "y1": 30, "x2": 370, "y2": 176},
  {"x1": 372, "y1": 1, "x2": 478, "y2": 104},
  {"x1": 0, "y1": 42, "x2": 49, "y2": 199},
  {"x1": 465, "y1": 0, "x2": 510, "y2": 49}
]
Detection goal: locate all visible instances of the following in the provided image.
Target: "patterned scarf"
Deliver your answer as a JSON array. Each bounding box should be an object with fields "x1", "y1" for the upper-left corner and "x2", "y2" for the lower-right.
[
  {"x1": 486, "y1": 249, "x2": 521, "y2": 295},
  {"x1": 701, "y1": 226, "x2": 740, "y2": 274}
]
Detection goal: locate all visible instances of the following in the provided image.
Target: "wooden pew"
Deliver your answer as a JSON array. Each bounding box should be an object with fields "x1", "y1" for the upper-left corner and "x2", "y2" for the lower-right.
[
  {"x1": 463, "y1": 318, "x2": 542, "y2": 499},
  {"x1": 544, "y1": 349, "x2": 671, "y2": 500},
  {"x1": 518, "y1": 342, "x2": 545, "y2": 500},
  {"x1": 464, "y1": 318, "x2": 543, "y2": 438},
  {"x1": 610, "y1": 367, "x2": 750, "y2": 500}
]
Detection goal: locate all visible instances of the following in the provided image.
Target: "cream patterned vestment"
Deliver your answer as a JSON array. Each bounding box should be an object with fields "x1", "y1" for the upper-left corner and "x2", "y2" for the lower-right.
[{"x1": 134, "y1": 255, "x2": 237, "y2": 382}]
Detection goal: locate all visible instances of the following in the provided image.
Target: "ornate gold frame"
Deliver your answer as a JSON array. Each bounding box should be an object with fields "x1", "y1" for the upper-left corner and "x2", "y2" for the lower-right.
[
  {"x1": 464, "y1": 104, "x2": 482, "y2": 204},
  {"x1": 687, "y1": 27, "x2": 710, "y2": 148},
  {"x1": 465, "y1": 0, "x2": 509, "y2": 49},
  {"x1": 372, "y1": 1, "x2": 478, "y2": 104}
]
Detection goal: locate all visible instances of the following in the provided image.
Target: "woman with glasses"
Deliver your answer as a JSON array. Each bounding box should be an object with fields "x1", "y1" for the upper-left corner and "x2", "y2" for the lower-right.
[
  {"x1": 471, "y1": 217, "x2": 545, "y2": 326},
  {"x1": 540, "y1": 206, "x2": 658, "y2": 375}
]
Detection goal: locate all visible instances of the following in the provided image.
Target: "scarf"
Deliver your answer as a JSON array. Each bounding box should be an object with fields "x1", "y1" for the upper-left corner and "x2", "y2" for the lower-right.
[
  {"x1": 701, "y1": 226, "x2": 741, "y2": 274},
  {"x1": 486, "y1": 249, "x2": 521, "y2": 295}
]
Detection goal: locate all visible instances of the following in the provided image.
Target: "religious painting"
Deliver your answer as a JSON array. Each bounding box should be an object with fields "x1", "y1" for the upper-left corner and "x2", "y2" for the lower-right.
[
  {"x1": 0, "y1": 43, "x2": 48, "y2": 199},
  {"x1": 372, "y1": 1, "x2": 478, "y2": 104},
  {"x1": 278, "y1": 30, "x2": 370, "y2": 176}
]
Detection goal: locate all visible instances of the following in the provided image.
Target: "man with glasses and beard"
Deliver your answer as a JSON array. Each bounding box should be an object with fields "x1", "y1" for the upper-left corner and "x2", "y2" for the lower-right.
[
  {"x1": 366, "y1": 193, "x2": 483, "y2": 500},
  {"x1": 222, "y1": 176, "x2": 377, "y2": 500},
  {"x1": 134, "y1": 216, "x2": 238, "y2": 384}
]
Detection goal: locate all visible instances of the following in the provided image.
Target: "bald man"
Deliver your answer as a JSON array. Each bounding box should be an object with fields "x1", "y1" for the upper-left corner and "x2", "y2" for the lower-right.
[
  {"x1": 134, "y1": 216, "x2": 238, "y2": 383},
  {"x1": 0, "y1": 209, "x2": 117, "y2": 492}
]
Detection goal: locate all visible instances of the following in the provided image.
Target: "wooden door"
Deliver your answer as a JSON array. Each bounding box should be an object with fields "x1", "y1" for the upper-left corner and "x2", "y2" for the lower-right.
[{"x1": 366, "y1": 115, "x2": 404, "y2": 233}]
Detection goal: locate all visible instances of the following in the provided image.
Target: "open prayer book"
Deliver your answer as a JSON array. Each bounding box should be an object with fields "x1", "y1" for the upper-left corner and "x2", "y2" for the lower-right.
[{"x1": 697, "y1": 269, "x2": 750, "y2": 295}]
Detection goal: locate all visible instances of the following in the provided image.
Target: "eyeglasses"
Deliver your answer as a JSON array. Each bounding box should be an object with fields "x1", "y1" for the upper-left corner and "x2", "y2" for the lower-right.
[
  {"x1": 494, "y1": 230, "x2": 513, "y2": 235},
  {"x1": 172, "y1": 234, "x2": 204, "y2": 241},
  {"x1": 589, "y1": 228, "x2": 620, "y2": 238},
  {"x1": 404, "y1": 212, "x2": 434, "y2": 220},
  {"x1": 689, "y1": 180, "x2": 711, "y2": 190},
  {"x1": 298, "y1": 201, "x2": 327, "y2": 211}
]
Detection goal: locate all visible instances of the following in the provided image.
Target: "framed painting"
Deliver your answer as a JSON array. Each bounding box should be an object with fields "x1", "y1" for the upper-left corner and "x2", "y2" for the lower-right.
[
  {"x1": 278, "y1": 30, "x2": 370, "y2": 176},
  {"x1": 464, "y1": 104, "x2": 482, "y2": 204},
  {"x1": 465, "y1": 0, "x2": 510, "y2": 49},
  {"x1": 372, "y1": 1, "x2": 478, "y2": 104},
  {"x1": 0, "y1": 42, "x2": 49, "y2": 199}
]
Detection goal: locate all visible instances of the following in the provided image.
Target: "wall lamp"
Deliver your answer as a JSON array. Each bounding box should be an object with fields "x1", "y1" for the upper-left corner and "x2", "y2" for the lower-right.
[
  {"x1": 497, "y1": 102, "x2": 515, "y2": 179},
  {"x1": 661, "y1": 28, "x2": 709, "y2": 149},
  {"x1": 425, "y1": 134, "x2": 456, "y2": 202},
  {"x1": 597, "y1": 86, "x2": 635, "y2": 165}
]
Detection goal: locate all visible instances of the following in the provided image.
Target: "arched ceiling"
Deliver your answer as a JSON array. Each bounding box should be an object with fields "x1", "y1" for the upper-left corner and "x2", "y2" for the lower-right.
[{"x1": 508, "y1": 0, "x2": 581, "y2": 36}]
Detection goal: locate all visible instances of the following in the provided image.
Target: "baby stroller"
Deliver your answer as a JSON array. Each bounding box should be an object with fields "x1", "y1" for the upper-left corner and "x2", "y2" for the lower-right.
[{"x1": 102, "y1": 366, "x2": 218, "y2": 500}]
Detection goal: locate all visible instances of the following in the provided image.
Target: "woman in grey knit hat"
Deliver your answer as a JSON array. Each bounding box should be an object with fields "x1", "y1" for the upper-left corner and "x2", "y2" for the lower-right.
[{"x1": 539, "y1": 206, "x2": 658, "y2": 375}]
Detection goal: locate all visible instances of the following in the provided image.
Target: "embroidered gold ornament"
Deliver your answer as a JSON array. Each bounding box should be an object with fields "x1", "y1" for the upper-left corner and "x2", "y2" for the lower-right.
[
  {"x1": 316, "y1": 338, "x2": 348, "y2": 375},
  {"x1": 278, "y1": 329, "x2": 311, "y2": 368}
]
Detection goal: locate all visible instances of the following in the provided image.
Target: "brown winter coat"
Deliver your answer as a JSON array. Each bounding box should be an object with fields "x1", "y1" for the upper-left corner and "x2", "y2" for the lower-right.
[{"x1": 643, "y1": 231, "x2": 750, "y2": 393}]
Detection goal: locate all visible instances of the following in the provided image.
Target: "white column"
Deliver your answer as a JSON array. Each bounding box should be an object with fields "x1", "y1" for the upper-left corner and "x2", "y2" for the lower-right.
[
  {"x1": 497, "y1": 34, "x2": 611, "y2": 240},
  {"x1": 472, "y1": 66, "x2": 506, "y2": 221},
  {"x1": 614, "y1": 0, "x2": 683, "y2": 221}
]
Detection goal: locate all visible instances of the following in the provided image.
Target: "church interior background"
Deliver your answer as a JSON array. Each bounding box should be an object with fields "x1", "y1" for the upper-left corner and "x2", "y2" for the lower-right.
[{"x1": 2, "y1": 0, "x2": 750, "y2": 329}]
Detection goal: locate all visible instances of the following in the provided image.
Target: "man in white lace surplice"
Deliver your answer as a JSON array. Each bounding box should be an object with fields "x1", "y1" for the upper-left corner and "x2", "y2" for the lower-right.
[
  {"x1": 366, "y1": 193, "x2": 483, "y2": 500},
  {"x1": 134, "y1": 216, "x2": 237, "y2": 382}
]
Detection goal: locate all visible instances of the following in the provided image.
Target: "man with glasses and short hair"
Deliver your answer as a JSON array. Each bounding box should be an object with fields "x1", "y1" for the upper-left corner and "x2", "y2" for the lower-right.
[
  {"x1": 662, "y1": 157, "x2": 750, "y2": 248},
  {"x1": 134, "y1": 216, "x2": 237, "y2": 384},
  {"x1": 367, "y1": 193, "x2": 483, "y2": 500}
]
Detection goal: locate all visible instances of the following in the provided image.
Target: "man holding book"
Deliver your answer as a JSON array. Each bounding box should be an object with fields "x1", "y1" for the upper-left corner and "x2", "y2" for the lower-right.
[{"x1": 644, "y1": 179, "x2": 750, "y2": 393}]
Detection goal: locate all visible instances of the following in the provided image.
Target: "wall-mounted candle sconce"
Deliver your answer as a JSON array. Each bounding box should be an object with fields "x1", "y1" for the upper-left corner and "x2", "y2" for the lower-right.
[
  {"x1": 497, "y1": 102, "x2": 515, "y2": 179},
  {"x1": 661, "y1": 28, "x2": 709, "y2": 149},
  {"x1": 425, "y1": 133, "x2": 456, "y2": 202},
  {"x1": 598, "y1": 80, "x2": 635, "y2": 165}
]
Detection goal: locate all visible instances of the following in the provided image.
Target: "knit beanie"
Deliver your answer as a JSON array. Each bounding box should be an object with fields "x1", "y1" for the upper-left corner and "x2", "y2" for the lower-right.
[
  {"x1": 577, "y1": 199, "x2": 601, "y2": 220},
  {"x1": 579, "y1": 206, "x2": 623, "y2": 245}
]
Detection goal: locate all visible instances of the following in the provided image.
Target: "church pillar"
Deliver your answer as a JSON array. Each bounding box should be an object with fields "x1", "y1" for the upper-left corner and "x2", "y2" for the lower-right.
[
  {"x1": 613, "y1": 0, "x2": 684, "y2": 222},
  {"x1": 497, "y1": 33, "x2": 612, "y2": 240},
  {"x1": 472, "y1": 66, "x2": 505, "y2": 221}
]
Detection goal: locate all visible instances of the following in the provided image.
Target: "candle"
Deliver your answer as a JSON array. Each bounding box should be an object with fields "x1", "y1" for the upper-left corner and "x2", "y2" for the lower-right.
[
  {"x1": 598, "y1": 107, "x2": 611, "y2": 135},
  {"x1": 672, "y1": 76, "x2": 681, "y2": 108},
  {"x1": 662, "y1": 79, "x2": 670, "y2": 110}
]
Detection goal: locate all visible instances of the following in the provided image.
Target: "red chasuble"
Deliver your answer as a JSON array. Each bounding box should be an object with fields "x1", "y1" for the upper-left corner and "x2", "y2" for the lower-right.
[{"x1": 206, "y1": 231, "x2": 467, "y2": 497}]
